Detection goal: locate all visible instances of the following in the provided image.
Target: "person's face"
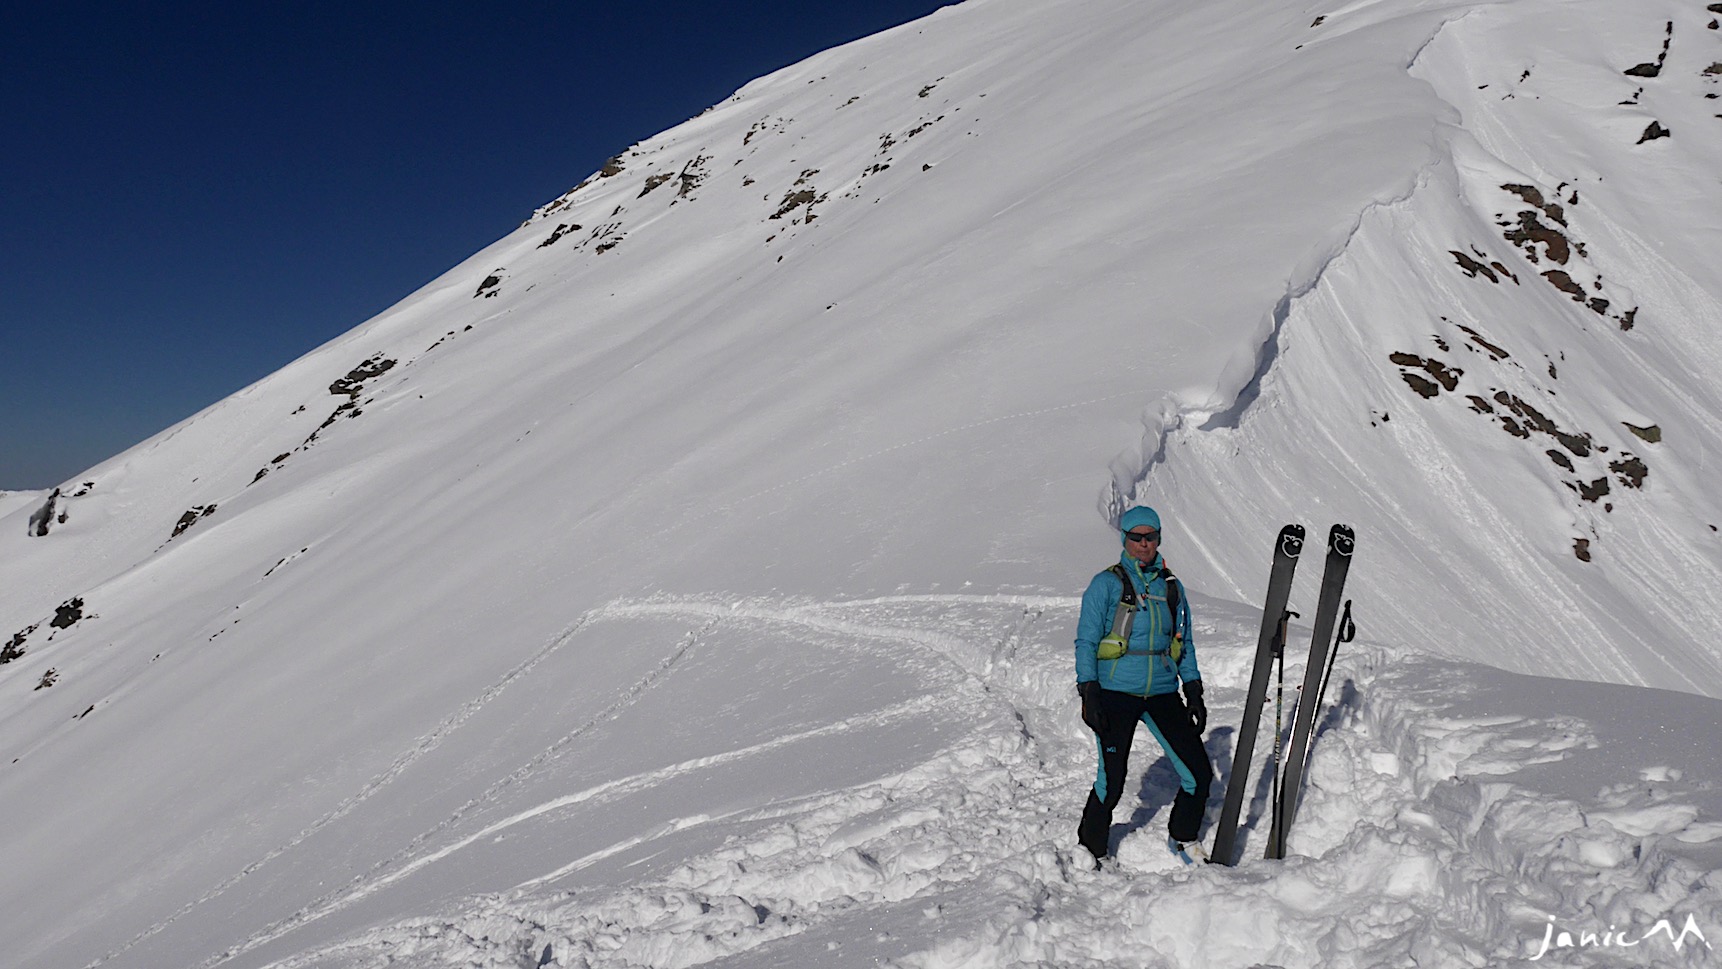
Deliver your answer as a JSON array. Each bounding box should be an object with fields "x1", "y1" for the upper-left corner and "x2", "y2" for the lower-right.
[{"x1": 1124, "y1": 527, "x2": 1160, "y2": 563}]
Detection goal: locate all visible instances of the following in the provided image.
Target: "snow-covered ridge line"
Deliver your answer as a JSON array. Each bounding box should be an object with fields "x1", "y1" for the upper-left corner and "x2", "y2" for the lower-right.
[{"x1": 1196, "y1": 151, "x2": 1442, "y2": 436}]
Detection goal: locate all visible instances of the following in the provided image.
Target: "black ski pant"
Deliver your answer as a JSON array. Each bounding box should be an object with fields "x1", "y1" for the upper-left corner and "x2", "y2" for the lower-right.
[{"x1": 1078, "y1": 687, "x2": 1212, "y2": 858}]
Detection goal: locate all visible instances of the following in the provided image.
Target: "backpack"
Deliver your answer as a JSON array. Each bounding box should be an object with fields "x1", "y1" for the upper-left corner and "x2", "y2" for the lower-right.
[{"x1": 1094, "y1": 562, "x2": 1184, "y2": 662}]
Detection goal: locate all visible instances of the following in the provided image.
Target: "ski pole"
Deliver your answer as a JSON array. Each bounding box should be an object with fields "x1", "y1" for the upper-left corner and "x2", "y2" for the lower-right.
[
  {"x1": 1269, "y1": 608, "x2": 1296, "y2": 837},
  {"x1": 1308, "y1": 600, "x2": 1355, "y2": 752}
]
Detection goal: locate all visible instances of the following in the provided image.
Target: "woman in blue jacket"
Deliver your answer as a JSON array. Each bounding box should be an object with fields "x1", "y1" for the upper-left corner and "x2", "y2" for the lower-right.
[{"x1": 1074, "y1": 505, "x2": 1212, "y2": 866}]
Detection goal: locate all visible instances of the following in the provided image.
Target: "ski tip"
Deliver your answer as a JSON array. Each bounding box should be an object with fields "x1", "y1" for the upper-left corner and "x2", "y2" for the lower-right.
[
  {"x1": 1330, "y1": 524, "x2": 1355, "y2": 556},
  {"x1": 1277, "y1": 524, "x2": 1306, "y2": 558}
]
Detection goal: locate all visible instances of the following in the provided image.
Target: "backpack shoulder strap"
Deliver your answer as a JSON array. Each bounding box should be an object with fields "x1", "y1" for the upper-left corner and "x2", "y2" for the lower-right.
[
  {"x1": 1107, "y1": 564, "x2": 1138, "y2": 607},
  {"x1": 1161, "y1": 565, "x2": 1183, "y2": 640}
]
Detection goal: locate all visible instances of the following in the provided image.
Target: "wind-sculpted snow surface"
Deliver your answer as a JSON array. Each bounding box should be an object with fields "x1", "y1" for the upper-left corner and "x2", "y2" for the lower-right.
[
  {"x1": 224, "y1": 597, "x2": 1722, "y2": 969},
  {"x1": 2, "y1": 0, "x2": 1722, "y2": 966},
  {"x1": 1135, "y1": 0, "x2": 1722, "y2": 692}
]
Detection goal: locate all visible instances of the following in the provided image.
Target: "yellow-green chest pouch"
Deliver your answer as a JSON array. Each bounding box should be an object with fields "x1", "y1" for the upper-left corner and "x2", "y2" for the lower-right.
[
  {"x1": 1097, "y1": 601, "x2": 1135, "y2": 661},
  {"x1": 1098, "y1": 562, "x2": 1183, "y2": 663}
]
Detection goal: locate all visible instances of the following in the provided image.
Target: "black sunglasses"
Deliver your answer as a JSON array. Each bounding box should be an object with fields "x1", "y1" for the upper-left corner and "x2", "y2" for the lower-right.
[{"x1": 1125, "y1": 529, "x2": 1160, "y2": 544}]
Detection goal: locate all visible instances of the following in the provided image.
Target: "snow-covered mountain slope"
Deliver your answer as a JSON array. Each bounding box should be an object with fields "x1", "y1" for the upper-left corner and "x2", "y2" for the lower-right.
[
  {"x1": 3, "y1": 0, "x2": 1721, "y2": 966},
  {"x1": 1151, "y1": 0, "x2": 1722, "y2": 694}
]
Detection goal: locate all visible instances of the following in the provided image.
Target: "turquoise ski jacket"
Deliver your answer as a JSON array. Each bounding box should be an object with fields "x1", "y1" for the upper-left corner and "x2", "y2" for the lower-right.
[{"x1": 1074, "y1": 551, "x2": 1199, "y2": 696}]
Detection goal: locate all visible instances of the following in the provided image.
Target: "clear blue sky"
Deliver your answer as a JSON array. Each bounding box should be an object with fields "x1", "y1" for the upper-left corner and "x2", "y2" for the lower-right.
[{"x1": 0, "y1": 1, "x2": 951, "y2": 490}]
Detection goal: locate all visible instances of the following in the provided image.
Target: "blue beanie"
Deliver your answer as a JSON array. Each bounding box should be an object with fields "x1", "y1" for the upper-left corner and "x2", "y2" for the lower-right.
[{"x1": 1119, "y1": 506, "x2": 1162, "y2": 544}]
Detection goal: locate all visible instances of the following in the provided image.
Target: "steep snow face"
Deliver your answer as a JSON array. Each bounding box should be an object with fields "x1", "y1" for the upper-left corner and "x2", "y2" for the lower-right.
[
  {"x1": 0, "y1": 0, "x2": 1462, "y2": 626},
  {"x1": 1141, "y1": 0, "x2": 1722, "y2": 693},
  {"x1": 1, "y1": 0, "x2": 1721, "y2": 967}
]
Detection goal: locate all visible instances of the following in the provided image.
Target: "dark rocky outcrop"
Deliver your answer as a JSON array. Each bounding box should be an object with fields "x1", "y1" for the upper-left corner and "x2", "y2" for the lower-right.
[
  {"x1": 1, "y1": 624, "x2": 37, "y2": 664},
  {"x1": 1623, "y1": 422, "x2": 1661, "y2": 444},
  {"x1": 171, "y1": 505, "x2": 218, "y2": 539},
  {"x1": 1623, "y1": 21, "x2": 1673, "y2": 77},
  {"x1": 1450, "y1": 250, "x2": 1499, "y2": 282},
  {"x1": 1390, "y1": 352, "x2": 1462, "y2": 395},
  {"x1": 27, "y1": 488, "x2": 59, "y2": 537}
]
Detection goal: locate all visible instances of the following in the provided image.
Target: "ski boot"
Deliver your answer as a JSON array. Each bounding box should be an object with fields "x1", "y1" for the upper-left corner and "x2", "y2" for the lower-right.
[{"x1": 1167, "y1": 836, "x2": 1208, "y2": 866}]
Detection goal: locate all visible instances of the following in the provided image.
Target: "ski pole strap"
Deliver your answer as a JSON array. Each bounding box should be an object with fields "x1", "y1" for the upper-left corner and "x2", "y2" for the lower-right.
[{"x1": 1311, "y1": 600, "x2": 1355, "y2": 725}]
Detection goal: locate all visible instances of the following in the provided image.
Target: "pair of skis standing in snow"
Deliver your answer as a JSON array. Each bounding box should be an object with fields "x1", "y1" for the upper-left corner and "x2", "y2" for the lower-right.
[{"x1": 1074, "y1": 507, "x2": 1354, "y2": 867}]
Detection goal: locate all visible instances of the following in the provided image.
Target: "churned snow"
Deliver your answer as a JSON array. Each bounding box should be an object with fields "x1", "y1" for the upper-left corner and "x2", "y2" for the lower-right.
[{"x1": 3, "y1": 0, "x2": 1721, "y2": 966}]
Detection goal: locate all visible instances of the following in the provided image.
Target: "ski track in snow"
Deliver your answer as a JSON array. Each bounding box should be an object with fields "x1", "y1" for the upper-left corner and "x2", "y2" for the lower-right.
[
  {"x1": 219, "y1": 690, "x2": 949, "y2": 969},
  {"x1": 192, "y1": 611, "x2": 728, "y2": 969},
  {"x1": 206, "y1": 593, "x2": 1062, "y2": 968},
  {"x1": 80, "y1": 612, "x2": 603, "y2": 969},
  {"x1": 235, "y1": 595, "x2": 1065, "y2": 969},
  {"x1": 82, "y1": 592, "x2": 1068, "y2": 969},
  {"x1": 93, "y1": 606, "x2": 723, "y2": 969},
  {"x1": 181, "y1": 593, "x2": 1722, "y2": 969}
]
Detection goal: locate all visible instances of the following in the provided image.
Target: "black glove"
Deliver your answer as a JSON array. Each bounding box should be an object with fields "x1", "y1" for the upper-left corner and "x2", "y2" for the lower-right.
[
  {"x1": 1184, "y1": 680, "x2": 1207, "y2": 734},
  {"x1": 1078, "y1": 681, "x2": 1107, "y2": 735}
]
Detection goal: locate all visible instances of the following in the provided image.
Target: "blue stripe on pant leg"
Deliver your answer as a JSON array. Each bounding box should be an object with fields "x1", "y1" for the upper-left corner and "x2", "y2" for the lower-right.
[
  {"x1": 1093, "y1": 734, "x2": 1110, "y2": 802},
  {"x1": 1140, "y1": 712, "x2": 1197, "y2": 795}
]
